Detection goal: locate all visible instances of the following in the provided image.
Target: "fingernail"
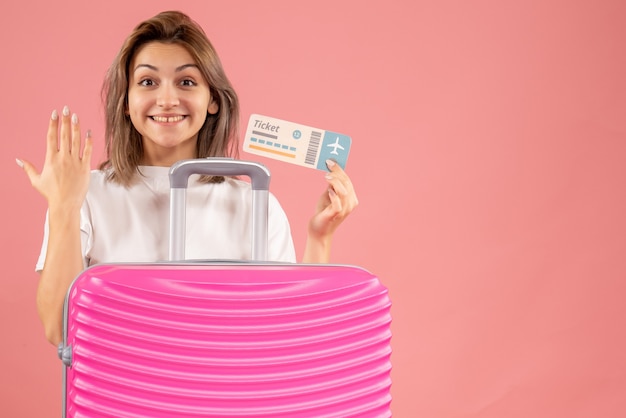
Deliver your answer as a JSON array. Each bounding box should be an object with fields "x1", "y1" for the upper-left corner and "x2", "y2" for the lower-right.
[
  {"x1": 325, "y1": 173, "x2": 333, "y2": 180},
  {"x1": 72, "y1": 113, "x2": 78, "y2": 125},
  {"x1": 51, "y1": 109, "x2": 58, "y2": 120},
  {"x1": 15, "y1": 158, "x2": 24, "y2": 168},
  {"x1": 328, "y1": 188, "x2": 337, "y2": 197},
  {"x1": 63, "y1": 106, "x2": 70, "y2": 117},
  {"x1": 86, "y1": 129, "x2": 92, "y2": 139},
  {"x1": 325, "y1": 159, "x2": 336, "y2": 169}
]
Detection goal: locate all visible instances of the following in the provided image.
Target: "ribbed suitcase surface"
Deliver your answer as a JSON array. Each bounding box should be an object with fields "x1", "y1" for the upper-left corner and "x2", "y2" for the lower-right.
[{"x1": 63, "y1": 263, "x2": 392, "y2": 417}]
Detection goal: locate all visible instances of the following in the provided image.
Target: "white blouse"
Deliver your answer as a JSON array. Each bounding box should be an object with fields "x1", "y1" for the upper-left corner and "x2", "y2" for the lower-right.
[{"x1": 36, "y1": 166, "x2": 296, "y2": 271}]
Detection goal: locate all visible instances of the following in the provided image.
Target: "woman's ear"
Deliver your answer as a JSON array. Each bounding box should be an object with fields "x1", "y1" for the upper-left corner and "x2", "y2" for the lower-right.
[{"x1": 208, "y1": 100, "x2": 219, "y2": 115}]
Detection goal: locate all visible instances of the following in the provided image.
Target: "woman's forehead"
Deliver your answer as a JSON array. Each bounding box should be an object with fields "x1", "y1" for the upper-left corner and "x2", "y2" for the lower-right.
[{"x1": 131, "y1": 42, "x2": 198, "y2": 71}]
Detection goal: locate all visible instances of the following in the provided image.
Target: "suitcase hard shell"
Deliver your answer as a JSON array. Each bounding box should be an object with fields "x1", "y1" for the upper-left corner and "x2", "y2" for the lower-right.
[{"x1": 59, "y1": 159, "x2": 392, "y2": 417}]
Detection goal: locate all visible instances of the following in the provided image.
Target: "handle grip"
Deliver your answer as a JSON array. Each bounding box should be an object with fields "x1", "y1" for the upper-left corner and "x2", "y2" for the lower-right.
[{"x1": 168, "y1": 158, "x2": 271, "y2": 261}]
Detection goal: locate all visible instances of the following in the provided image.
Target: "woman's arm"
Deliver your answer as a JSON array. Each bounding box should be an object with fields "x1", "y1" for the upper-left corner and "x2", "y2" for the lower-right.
[
  {"x1": 302, "y1": 159, "x2": 358, "y2": 263},
  {"x1": 36, "y1": 208, "x2": 85, "y2": 345},
  {"x1": 18, "y1": 107, "x2": 92, "y2": 345}
]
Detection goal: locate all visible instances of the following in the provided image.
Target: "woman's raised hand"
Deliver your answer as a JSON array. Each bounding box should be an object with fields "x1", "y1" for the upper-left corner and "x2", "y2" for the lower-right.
[
  {"x1": 18, "y1": 106, "x2": 93, "y2": 210},
  {"x1": 18, "y1": 106, "x2": 93, "y2": 345}
]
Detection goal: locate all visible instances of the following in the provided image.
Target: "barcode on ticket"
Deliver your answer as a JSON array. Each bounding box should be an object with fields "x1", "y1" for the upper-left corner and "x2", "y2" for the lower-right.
[{"x1": 304, "y1": 131, "x2": 322, "y2": 166}]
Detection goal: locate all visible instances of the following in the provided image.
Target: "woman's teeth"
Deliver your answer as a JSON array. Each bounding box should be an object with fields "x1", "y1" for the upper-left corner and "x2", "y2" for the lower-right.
[{"x1": 152, "y1": 116, "x2": 184, "y2": 123}]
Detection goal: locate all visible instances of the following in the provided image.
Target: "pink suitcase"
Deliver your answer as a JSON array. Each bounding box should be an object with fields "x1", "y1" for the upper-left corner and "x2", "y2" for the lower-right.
[{"x1": 58, "y1": 159, "x2": 392, "y2": 417}]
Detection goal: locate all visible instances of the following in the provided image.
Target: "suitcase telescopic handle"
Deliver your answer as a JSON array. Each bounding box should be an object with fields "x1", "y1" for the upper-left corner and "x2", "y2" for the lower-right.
[{"x1": 168, "y1": 158, "x2": 271, "y2": 262}]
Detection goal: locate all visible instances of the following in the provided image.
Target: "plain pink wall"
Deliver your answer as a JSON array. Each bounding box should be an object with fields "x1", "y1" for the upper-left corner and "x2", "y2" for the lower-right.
[{"x1": 2, "y1": 0, "x2": 625, "y2": 416}]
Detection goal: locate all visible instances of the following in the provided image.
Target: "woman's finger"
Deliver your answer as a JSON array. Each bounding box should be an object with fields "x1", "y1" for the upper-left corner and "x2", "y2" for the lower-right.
[
  {"x1": 59, "y1": 105, "x2": 71, "y2": 153},
  {"x1": 325, "y1": 172, "x2": 349, "y2": 198},
  {"x1": 45, "y1": 109, "x2": 59, "y2": 161},
  {"x1": 71, "y1": 113, "x2": 81, "y2": 156},
  {"x1": 325, "y1": 165, "x2": 357, "y2": 202},
  {"x1": 17, "y1": 158, "x2": 40, "y2": 187},
  {"x1": 327, "y1": 188, "x2": 343, "y2": 217},
  {"x1": 82, "y1": 130, "x2": 93, "y2": 166},
  {"x1": 326, "y1": 159, "x2": 356, "y2": 195}
]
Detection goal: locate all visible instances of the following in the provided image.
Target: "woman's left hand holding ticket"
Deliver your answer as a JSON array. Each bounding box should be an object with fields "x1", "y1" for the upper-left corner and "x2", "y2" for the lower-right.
[{"x1": 304, "y1": 159, "x2": 358, "y2": 262}]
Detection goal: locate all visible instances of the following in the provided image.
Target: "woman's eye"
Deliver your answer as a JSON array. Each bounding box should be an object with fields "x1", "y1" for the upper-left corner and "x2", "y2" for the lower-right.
[
  {"x1": 181, "y1": 79, "x2": 196, "y2": 87},
  {"x1": 139, "y1": 79, "x2": 154, "y2": 86}
]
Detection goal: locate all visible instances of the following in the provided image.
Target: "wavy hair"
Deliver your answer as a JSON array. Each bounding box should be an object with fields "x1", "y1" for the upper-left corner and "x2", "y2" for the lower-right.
[{"x1": 100, "y1": 10, "x2": 239, "y2": 184}]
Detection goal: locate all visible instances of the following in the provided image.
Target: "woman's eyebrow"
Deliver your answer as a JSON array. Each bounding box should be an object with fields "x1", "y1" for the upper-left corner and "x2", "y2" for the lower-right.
[
  {"x1": 175, "y1": 64, "x2": 199, "y2": 72},
  {"x1": 133, "y1": 63, "x2": 199, "y2": 72},
  {"x1": 134, "y1": 64, "x2": 158, "y2": 72}
]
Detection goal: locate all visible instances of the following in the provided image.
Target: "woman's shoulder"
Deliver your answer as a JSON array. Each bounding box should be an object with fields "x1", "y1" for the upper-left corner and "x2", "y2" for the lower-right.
[
  {"x1": 89, "y1": 169, "x2": 111, "y2": 185},
  {"x1": 88, "y1": 169, "x2": 126, "y2": 188},
  {"x1": 87, "y1": 168, "x2": 143, "y2": 196}
]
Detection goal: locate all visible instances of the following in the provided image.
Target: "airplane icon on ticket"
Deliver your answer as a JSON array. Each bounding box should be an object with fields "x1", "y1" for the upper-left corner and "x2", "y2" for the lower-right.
[{"x1": 327, "y1": 137, "x2": 345, "y2": 155}]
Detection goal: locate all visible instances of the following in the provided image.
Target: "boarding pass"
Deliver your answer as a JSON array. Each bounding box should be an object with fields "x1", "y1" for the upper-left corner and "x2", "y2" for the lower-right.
[{"x1": 243, "y1": 114, "x2": 351, "y2": 171}]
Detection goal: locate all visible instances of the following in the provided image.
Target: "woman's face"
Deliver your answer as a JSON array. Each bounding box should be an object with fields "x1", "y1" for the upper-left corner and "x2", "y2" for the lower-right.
[{"x1": 128, "y1": 41, "x2": 219, "y2": 166}]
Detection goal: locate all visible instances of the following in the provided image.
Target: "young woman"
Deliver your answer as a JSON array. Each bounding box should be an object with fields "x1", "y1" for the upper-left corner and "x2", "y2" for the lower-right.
[{"x1": 17, "y1": 10, "x2": 358, "y2": 346}]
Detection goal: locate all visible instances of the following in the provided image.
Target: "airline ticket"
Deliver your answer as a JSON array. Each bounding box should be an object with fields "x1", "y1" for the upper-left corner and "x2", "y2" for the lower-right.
[{"x1": 243, "y1": 114, "x2": 351, "y2": 171}]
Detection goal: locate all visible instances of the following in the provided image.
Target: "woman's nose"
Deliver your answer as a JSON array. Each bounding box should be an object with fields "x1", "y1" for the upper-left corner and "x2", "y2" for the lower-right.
[{"x1": 156, "y1": 84, "x2": 179, "y2": 108}]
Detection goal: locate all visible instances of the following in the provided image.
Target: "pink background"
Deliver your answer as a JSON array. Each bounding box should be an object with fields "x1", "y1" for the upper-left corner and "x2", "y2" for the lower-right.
[{"x1": 2, "y1": 0, "x2": 625, "y2": 416}]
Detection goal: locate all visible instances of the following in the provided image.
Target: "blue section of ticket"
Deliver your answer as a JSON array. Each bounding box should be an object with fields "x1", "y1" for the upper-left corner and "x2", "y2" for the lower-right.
[
  {"x1": 243, "y1": 114, "x2": 351, "y2": 171},
  {"x1": 316, "y1": 131, "x2": 351, "y2": 170}
]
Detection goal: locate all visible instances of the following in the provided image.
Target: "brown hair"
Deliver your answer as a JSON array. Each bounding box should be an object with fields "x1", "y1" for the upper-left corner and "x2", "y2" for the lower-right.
[{"x1": 100, "y1": 10, "x2": 239, "y2": 185}]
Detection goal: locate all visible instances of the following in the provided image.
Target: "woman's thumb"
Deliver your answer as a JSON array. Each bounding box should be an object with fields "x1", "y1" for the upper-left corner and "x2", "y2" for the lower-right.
[{"x1": 16, "y1": 158, "x2": 39, "y2": 184}]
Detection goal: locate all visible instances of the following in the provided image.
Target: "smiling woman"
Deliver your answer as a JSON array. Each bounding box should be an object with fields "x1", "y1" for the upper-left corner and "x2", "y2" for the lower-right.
[
  {"x1": 16, "y1": 10, "x2": 359, "y2": 347},
  {"x1": 127, "y1": 42, "x2": 218, "y2": 166},
  {"x1": 99, "y1": 11, "x2": 240, "y2": 186}
]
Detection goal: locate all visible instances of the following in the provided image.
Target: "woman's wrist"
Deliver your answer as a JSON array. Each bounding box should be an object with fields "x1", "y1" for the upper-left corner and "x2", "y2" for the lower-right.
[{"x1": 302, "y1": 233, "x2": 333, "y2": 264}]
